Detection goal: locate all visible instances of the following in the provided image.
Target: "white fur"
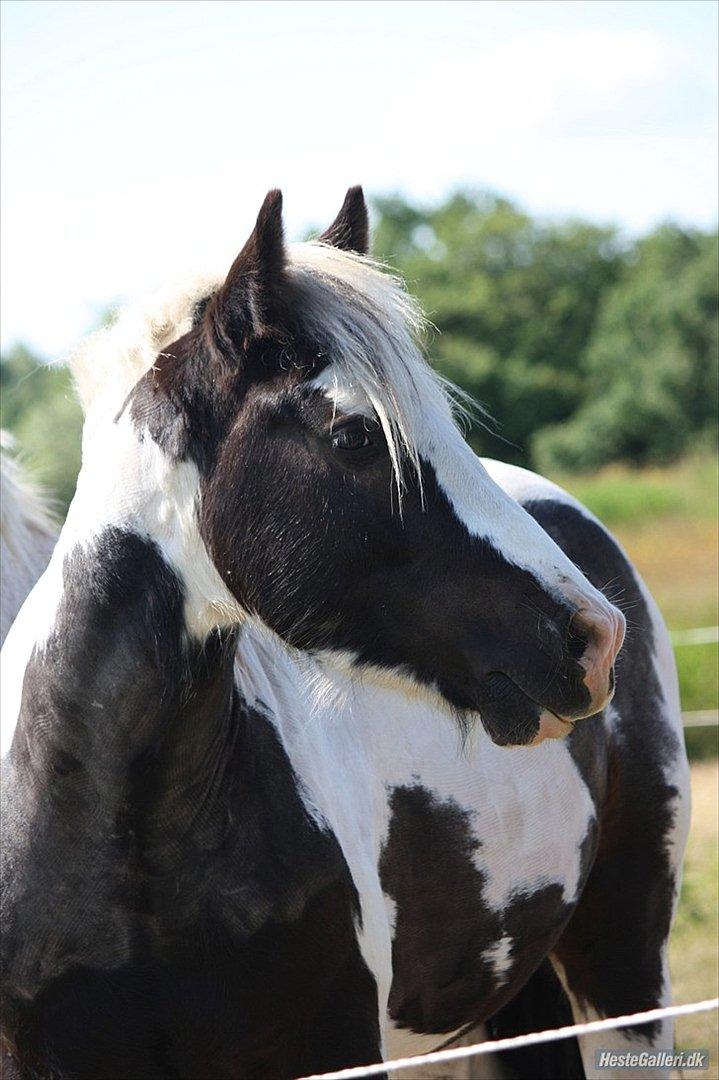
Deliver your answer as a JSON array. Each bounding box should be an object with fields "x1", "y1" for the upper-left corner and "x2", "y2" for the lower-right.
[
  {"x1": 230, "y1": 612, "x2": 597, "y2": 1050},
  {"x1": 69, "y1": 244, "x2": 444, "y2": 489},
  {"x1": 0, "y1": 443, "x2": 58, "y2": 757},
  {"x1": 480, "y1": 935, "x2": 514, "y2": 984},
  {"x1": 1, "y1": 410, "x2": 241, "y2": 758},
  {"x1": 385, "y1": 1023, "x2": 505, "y2": 1080}
]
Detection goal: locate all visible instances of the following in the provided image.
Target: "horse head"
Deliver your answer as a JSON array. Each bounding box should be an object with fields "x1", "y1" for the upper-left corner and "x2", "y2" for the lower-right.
[{"x1": 121, "y1": 186, "x2": 623, "y2": 744}]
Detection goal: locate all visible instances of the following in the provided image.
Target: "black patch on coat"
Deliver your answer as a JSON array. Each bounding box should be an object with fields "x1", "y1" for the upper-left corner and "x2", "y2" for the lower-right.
[
  {"x1": 522, "y1": 499, "x2": 683, "y2": 1036},
  {"x1": 379, "y1": 784, "x2": 576, "y2": 1035},
  {"x1": 1, "y1": 529, "x2": 382, "y2": 1078},
  {"x1": 485, "y1": 959, "x2": 585, "y2": 1079}
]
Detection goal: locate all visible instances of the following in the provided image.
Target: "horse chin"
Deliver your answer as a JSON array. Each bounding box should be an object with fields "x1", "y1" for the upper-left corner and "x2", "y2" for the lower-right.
[
  {"x1": 529, "y1": 711, "x2": 575, "y2": 746},
  {"x1": 470, "y1": 671, "x2": 575, "y2": 748}
]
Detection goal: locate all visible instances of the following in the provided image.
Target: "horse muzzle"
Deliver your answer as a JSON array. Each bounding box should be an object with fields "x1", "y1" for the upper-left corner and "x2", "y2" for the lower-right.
[
  {"x1": 570, "y1": 603, "x2": 625, "y2": 712},
  {"x1": 469, "y1": 596, "x2": 626, "y2": 747}
]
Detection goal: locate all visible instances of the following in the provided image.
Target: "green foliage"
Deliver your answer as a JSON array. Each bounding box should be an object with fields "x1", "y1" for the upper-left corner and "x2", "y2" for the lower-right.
[
  {"x1": 0, "y1": 344, "x2": 83, "y2": 512},
  {"x1": 373, "y1": 191, "x2": 717, "y2": 472},
  {"x1": 559, "y1": 454, "x2": 719, "y2": 527},
  {"x1": 534, "y1": 227, "x2": 719, "y2": 472},
  {"x1": 374, "y1": 191, "x2": 626, "y2": 463},
  {"x1": 677, "y1": 642, "x2": 718, "y2": 713},
  {"x1": 1, "y1": 188, "x2": 717, "y2": 507},
  {"x1": 684, "y1": 723, "x2": 719, "y2": 762}
]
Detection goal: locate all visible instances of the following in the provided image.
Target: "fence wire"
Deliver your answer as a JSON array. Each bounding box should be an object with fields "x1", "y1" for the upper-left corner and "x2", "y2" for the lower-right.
[{"x1": 299, "y1": 999, "x2": 719, "y2": 1080}]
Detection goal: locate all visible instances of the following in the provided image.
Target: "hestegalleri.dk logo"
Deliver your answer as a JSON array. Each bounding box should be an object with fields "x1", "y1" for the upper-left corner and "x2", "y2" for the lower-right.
[{"x1": 595, "y1": 1049, "x2": 709, "y2": 1070}]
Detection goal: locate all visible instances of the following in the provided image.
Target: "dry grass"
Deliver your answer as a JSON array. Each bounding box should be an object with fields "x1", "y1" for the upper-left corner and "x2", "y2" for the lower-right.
[
  {"x1": 560, "y1": 455, "x2": 718, "y2": 632},
  {"x1": 671, "y1": 760, "x2": 719, "y2": 1076},
  {"x1": 614, "y1": 518, "x2": 719, "y2": 631},
  {"x1": 545, "y1": 462, "x2": 718, "y2": 1074}
]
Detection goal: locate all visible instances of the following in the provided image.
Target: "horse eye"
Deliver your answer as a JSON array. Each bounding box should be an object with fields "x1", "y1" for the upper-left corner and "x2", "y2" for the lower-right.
[
  {"x1": 331, "y1": 425, "x2": 372, "y2": 452},
  {"x1": 51, "y1": 750, "x2": 82, "y2": 778}
]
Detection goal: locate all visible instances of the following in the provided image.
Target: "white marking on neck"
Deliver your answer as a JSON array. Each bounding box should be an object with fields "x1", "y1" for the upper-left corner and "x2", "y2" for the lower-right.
[
  {"x1": 1, "y1": 407, "x2": 242, "y2": 758},
  {"x1": 65, "y1": 407, "x2": 242, "y2": 638}
]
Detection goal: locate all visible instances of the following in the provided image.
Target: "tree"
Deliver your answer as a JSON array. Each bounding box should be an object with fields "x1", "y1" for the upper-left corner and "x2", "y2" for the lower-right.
[
  {"x1": 534, "y1": 227, "x2": 719, "y2": 472},
  {"x1": 2, "y1": 194, "x2": 716, "y2": 509},
  {"x1": 373, "y1": 191, "x2": 624, "y2": 463}
]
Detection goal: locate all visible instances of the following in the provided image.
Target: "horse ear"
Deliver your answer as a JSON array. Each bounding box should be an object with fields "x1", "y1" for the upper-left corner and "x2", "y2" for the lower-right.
[
  {"x1": 318, "y1": 186, "x2": 369, "y2": 255},
  {"x1": 213, "y1": 189, "x2": 287, "y2": 345}
]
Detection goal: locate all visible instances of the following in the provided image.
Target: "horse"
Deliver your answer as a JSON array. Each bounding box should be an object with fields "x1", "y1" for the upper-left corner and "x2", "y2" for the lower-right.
[
  {"x1": 0, "y1": 188, "x2": 690, "y2": 1080},
  {"x1": 0, "y1": 436, "x2": 57, "y2": 647}
]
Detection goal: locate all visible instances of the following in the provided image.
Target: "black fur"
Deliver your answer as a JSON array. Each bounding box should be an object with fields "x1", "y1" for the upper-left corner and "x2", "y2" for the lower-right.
[
  {"x1": 486, "y1": 960, "x2": 585, "y2": 1079},
  {"x1": 1, "y1": 530, "x2": 382, "y2": 1078},
  {"x1": 2, "y1": 193, "x2": 683, "y2": 1080},
  {"x1": 318, "y1": 185, "x2": 370, "y2": 254},
  {"x1": 523, "y1": 499, "x2": 681, "y2": 1039},
  {"x1": 379, "y1": 784, "x2": 578, "y2": 1035}
]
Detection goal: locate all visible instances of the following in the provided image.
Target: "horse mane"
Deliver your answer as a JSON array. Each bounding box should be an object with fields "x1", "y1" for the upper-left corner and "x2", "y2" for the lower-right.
[
  {"x1": 0, "y1": 435, "x2": 58, "y2": 643},
  {"x1": 69, "y1": 244, "x2": 470, "y2": 485}
]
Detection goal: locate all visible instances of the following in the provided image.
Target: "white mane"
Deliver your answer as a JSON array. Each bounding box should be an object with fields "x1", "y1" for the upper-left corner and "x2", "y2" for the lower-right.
[
  {"x1": 69, "y1": 243, "x2": 467, "y2": 485},
  {"x1": 0, "y1": 437, "x2": 57, "y2": 645}
]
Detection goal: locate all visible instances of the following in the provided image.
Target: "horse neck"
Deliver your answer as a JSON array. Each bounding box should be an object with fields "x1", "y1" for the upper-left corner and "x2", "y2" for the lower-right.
[
  {"x1": 233, "y1": 620, "x2": 465, "y2": 819},
  {"x1": 3, "y1": 511, "x2": 241, "y2": 816}
]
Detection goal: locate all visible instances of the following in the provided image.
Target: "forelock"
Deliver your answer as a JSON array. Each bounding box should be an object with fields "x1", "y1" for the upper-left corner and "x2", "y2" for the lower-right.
[
  {"x1": 288, "y1": 244, "x2": 465, "y2": 487},
  {"x1": 68, "y1": 244, "x2": 469, "y2": 484},
  {"x1": 69, "y1": 271, "x2": 220, "y2": 413}
]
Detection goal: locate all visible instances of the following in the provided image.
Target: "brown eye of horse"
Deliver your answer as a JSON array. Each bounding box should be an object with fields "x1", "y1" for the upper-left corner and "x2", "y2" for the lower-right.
[{"x1": 331, "y1": 424, "x2": 372, "y2": 452}]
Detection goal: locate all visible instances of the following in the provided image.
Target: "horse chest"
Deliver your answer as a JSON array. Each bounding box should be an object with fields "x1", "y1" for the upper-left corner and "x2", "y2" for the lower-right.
[
  {"x1": 272, "y1": 685, "x2": 600, "y2": 1039},
  {"x1": 17, "y1": 872, "x2": 374, "y2": 1079},
  {"x1": 9, "y1": 816, "x2": 380, "y2": 1079},
  {"x1": 357, "y1": 705, "x2": 599, "y2": 1036}
]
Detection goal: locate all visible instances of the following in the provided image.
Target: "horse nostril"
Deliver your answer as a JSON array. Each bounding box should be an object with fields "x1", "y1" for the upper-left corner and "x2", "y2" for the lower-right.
[{"x1": 566, "y1": 626, "x2": 589, "y2": 661}]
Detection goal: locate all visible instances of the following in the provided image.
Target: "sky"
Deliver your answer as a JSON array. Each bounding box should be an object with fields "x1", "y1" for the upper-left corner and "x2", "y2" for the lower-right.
[{"x1": 2, "y1": 0, "x2": 717, "y2": 358}]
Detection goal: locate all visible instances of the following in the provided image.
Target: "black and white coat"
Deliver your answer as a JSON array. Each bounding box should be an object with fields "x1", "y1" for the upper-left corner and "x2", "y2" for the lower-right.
[{"x1": 0, "y1": 190, "x2": 689, "y2": 1080}]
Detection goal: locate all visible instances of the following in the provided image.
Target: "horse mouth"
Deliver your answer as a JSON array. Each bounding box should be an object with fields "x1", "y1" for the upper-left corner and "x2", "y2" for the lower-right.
[
  {"x1": 472, "y1": 672, "x2": 577, "y2": 747},
  {"x1": 534, "y1": 709, "x2": 576, "y2": 744},
  {"x1": 543, "y1": 708, "x2": 575, "y2": 728}
]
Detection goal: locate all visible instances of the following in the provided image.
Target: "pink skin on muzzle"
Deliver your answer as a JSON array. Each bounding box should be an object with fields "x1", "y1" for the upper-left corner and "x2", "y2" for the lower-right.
[{"x1": 531, "y1": 598, "x2": 626, "y2": 746}]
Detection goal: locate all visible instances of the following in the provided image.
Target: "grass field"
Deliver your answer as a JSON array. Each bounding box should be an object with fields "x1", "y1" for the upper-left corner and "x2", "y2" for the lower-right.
[
  {"x1": 560, "y1": 454, "x2": 718, "y2": 630},
  {"x1": 560, "y1": 455, "x2": 719, "y2": 759},
  {"x1": 560, "y1": 457, "x2": 718, "y2": 1072},
  {"x1": 672, "y1": 761, "x2": 719, "y2": 1076}
]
